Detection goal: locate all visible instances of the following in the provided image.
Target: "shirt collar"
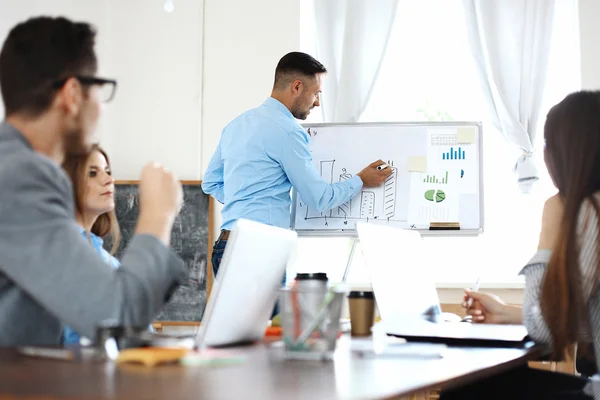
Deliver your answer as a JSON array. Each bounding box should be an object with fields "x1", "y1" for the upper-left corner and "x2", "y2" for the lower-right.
[
  {"x1": 263, "y1": 97, "x2": 296, "y2": 121},
  {"x1": 78, "y1": 226, "x2": 104, "y2": 246}
]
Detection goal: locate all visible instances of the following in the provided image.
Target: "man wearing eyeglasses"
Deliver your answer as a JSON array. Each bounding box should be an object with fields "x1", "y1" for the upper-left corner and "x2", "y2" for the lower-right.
[{"x1": 0, "y1": 16, "x2": 186, "y2": 345}]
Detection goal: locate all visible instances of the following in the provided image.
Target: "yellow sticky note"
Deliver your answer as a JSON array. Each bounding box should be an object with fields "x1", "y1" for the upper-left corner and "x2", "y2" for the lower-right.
[
  {"x1": 408, "y1": 156, "x2": 427, "y2": 172},
  {"x1": 457, "y1": 127, "x2": 476, "y2": 143}
]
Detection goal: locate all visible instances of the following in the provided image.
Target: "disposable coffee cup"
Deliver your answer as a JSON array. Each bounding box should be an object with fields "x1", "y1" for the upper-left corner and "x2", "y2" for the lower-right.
[{"x1": 348, "y1": 291, "x2": 375, "y2": 337}]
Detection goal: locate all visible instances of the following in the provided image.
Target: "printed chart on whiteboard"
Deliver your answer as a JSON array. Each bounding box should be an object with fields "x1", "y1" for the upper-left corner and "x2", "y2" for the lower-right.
[
  {"x1": 406, "y1": 126, "x2": 479, "y2": 229},
  {"x1": 291, "y1": 123, "x2": 482, "y2": 234}
]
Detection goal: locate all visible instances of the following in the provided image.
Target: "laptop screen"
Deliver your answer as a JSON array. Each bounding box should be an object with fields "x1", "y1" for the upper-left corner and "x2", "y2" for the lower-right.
[
  {"x1": 196, "y1": 219, "x2": 297, "y2": 348},
  {"x1": 356, "y1": 223, "x2": 441, "y2": 322}
]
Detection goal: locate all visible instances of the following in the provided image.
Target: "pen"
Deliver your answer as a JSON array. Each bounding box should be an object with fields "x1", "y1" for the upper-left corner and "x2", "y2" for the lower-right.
[
  {"x1": 377, "y1": 164, "x2": 388, "y2": 171},
  {"x1": 466, "y1": 277, "x2": 481, "y2": 309}
]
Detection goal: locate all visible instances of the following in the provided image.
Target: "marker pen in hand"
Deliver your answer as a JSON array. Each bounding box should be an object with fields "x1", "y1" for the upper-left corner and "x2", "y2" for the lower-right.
[
  {"x1": 377, "y1": 164, "x2": 389, "y2": 171},
  {"x1": 466, "y1": 277, "x2": 481, "y2": 309}
]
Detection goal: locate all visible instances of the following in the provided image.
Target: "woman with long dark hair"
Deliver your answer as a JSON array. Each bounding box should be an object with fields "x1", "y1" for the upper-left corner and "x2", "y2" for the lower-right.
[{"x1": 442, "y1": 91, "x2": 600, "y2": 399}]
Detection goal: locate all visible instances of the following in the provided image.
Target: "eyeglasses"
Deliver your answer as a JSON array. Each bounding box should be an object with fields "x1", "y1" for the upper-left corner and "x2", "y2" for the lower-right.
[{"x1": 52, "y1": 76, "x2": 118, "y2": 103}]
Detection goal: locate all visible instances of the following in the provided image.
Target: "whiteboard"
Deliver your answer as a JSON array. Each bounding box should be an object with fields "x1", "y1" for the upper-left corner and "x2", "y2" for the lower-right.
[{"x1": 290, "y1": 122, "x2": 484, "y2": 236}]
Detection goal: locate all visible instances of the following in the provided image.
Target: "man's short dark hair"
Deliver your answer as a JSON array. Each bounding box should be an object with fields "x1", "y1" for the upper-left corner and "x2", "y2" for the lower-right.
[
  {"x1": 273, "y1": 52, "x2": 327, "y2": 90},
  {"x1": 0, "y1": 16, "x2": 97, "y2": 117}
]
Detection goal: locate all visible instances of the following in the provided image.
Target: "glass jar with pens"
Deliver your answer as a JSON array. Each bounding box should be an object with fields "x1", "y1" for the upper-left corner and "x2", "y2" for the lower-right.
[{"x1": 279, "y1": 272, "x2": 347, "y2": 360}]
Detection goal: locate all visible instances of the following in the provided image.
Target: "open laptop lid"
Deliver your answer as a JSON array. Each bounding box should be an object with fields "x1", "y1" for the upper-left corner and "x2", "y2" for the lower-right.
[
  {"x1": 357, "y1": 222, "x2": 529, "y2": 346},
  {"x1": 195, "y1": 219, "x2": 297, "y2": 348},
  {"x1": 356, "y1": 222, "x2": 442, "y2": 322}
]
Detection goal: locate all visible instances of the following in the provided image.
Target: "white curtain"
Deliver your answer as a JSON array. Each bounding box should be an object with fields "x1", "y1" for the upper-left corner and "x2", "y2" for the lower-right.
[
  {"x1": 463, "y1": 0, "x2": 556, "y2": 193},
  {"x1": 314, "y1": 0, "x2": 399, "y2": 123}
]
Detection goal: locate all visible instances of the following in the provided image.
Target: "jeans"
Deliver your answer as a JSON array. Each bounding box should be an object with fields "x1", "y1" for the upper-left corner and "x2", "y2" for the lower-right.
[{"x1": 211, "y1": 236, "x2": 286, "y2": 317}]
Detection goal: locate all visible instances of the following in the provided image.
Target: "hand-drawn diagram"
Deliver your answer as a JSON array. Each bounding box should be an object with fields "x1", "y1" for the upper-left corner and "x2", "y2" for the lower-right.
[
  {"x1": 360, "y1": 192, "x2": 375, "y2": 218},
  {"x1": 301, "y1": 159, "x2": 405, "y2": 226},
  {"x1": 383, "y1": 167, "x2": 398, "y2": 219},
  {"x1": 305, "y1": 160, "x2": 336, "y2": 219},
  {"x1": 338, "y1": 168, "x2": 352, "y2": 217},
  {"x1": 321, "y1": 160, "x2": 335, "y2": 184}
]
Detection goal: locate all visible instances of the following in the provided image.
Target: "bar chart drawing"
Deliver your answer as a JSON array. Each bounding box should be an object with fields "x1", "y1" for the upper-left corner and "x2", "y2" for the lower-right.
[
  {"x1": 321, "y1": 160, "x2": 335, "y2": 184},
  {"x1": 442, "y1": 147, "x2": 466, "y2": 160},
  {"x1": 301, "y1": 159, "x2": 405, "y2": 224},
  {"x1": 383, "y1": 167, "x2": 398, "y2": 218},
  {"x1": 360, "y1": 192, "x2": 375, "y2": 219},
  {"x1": 423, "y1": 171, "x2": 449, "y2": 184},
  {"x1": 338, "y1": 168, "x2": 352, "y2": 217},
  {"x1": 305, "y1": 160, "x2": 336, "y2": 219}
]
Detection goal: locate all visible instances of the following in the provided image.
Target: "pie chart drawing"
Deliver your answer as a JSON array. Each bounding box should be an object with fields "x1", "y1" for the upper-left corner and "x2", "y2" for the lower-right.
[{"x1": 424, "y1": 189, "x2": 446, "y2": 203}]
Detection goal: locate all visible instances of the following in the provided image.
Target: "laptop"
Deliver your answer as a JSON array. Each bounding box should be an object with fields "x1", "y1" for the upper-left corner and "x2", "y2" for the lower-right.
[
  {"x1": 356, "y1": 223, "x2": 530, "y2": 347},
  {"x1": 194, "y1": 218, "x2": 297, "y2": 348}
]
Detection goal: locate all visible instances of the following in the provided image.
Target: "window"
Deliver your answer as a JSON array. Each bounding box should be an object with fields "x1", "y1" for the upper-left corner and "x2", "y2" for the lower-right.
[{"x1": 292, "y1": 0, "x2": 580, "y2": 285}]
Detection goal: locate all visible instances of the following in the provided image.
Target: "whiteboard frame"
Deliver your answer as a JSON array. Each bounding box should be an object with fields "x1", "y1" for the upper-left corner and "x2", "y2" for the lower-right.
[{"x1": 289, "y1": 121, "x2": 484, "y2": 237}]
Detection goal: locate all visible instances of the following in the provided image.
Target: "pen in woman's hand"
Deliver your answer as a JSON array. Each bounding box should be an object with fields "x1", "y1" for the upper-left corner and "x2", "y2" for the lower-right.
[{"x1": 466, "y1": 277, "x2": 481, "y2": 309}]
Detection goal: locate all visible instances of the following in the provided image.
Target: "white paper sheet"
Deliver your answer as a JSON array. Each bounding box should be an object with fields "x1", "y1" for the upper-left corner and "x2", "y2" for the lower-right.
[
  {"x1": 426, "y1": 130, "x2": 478, "y2": 194},
  {"x1": 407, "y1": 172, "x2": 460, "y2": 228}
]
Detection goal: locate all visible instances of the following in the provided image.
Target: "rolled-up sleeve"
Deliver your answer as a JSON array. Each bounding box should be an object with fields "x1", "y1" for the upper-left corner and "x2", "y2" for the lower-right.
[{"x1": 279, "y1": 128, "x2": 363, "y2": 212}]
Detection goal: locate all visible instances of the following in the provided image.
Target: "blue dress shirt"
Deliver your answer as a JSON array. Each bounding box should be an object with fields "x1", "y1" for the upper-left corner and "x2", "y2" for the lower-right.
[
  {"x1": 62, "y1": 228, "x2": 120, "y2": 345},
  {"x1": 202, "y1": 97, "x2": 363, "y2": 230}
]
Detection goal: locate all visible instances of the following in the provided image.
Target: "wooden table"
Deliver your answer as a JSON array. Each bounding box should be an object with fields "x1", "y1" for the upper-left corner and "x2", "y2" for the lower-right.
[{"x1": 0, "y1": 338, "x2": 542, "y2": 399}]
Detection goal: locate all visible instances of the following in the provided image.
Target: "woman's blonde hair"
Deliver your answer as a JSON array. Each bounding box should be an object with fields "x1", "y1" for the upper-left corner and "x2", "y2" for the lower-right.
[{"x1": 62, "y1": 144, "x2": 121, "y2": 255}]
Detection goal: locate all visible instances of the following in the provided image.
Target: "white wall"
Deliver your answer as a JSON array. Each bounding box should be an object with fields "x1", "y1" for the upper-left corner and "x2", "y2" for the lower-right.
[
  {"x1": 0, "y1": 0, "x2": 204, "y2": 180},
  {"x1": 104, "y1": 0, "x2": 203, "y2": 180},
  {"x1": 0, "y1": 0, "x2": 111, "y2": 133},
  {"x1": 202, "y1": 0, "x2": 301, "y2": 169},
  {"x1": 0, "y1": 0, "x2": 300, "y2": 178},
  {"x1": 579, "y1": 0, "x2": 600, "y2": 90}
]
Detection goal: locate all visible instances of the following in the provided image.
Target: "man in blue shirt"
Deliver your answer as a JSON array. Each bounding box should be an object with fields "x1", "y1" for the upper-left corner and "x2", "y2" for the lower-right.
[{"x1": 203, "y1": 52, "x2": 391, "y2": 280}]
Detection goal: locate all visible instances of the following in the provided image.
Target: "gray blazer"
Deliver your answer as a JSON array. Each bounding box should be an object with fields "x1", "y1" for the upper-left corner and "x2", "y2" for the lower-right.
[{"x1": 0, "y1": 122, "x2": 186, "y2": 346}]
